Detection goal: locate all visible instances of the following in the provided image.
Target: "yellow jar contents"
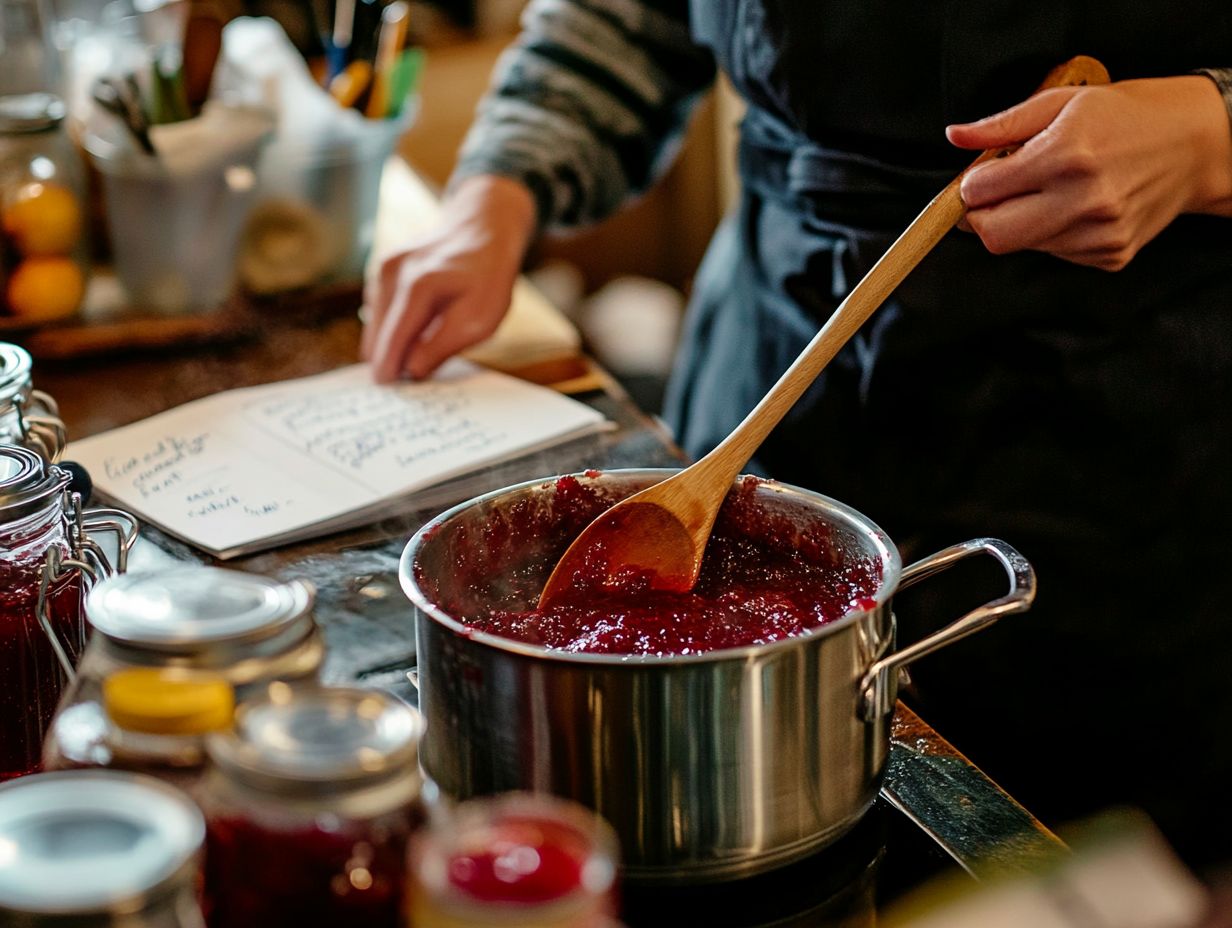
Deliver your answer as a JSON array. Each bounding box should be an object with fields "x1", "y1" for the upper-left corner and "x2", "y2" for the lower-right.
[{"x1": 103, "y1": 668, "x2": 235, "y2": 736}]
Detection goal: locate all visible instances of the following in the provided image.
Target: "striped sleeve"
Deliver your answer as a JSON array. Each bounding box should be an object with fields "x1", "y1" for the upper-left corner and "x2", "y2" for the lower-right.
[{"x1": 450, "y1": 0, "x2": 716, "y2": 232}]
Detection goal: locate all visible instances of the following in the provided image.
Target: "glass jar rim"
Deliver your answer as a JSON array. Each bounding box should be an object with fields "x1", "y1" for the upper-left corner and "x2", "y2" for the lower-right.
[
  {"x1": 0, "y1": 770, "x2": 203, "y2": 917},
  {"x1": 411, "y1": 793, "x2": 620, "y2": 914},
  {"x1": 0, "y1": 343, "x2": 34, "y2": 413},
  {"x1": 0, "y1": 447, "x2": 69, "y2": 524},
  {"x1": 0, "y1": 92, "x2": 66, "y2": 134},
  {"x1": 86, "y1": 567, "x2": 317, "y2": 657},
  {"x1": 206, "y1": 685, "x2": 424, "y2": 797}
]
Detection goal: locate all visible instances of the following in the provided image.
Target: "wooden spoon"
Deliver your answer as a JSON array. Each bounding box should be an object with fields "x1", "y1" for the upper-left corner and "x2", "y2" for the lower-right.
[{"x1": 539, "y1": 55, "x2": 1110, "y2": 608}]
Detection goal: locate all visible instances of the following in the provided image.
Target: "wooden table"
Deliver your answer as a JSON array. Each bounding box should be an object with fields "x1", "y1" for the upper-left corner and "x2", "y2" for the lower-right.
[{"x1": 32, "y1": 307, "x2": 1064, "y2": 920}]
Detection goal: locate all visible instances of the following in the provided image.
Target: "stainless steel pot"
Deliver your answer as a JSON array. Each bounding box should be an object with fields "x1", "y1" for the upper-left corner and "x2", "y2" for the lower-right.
[{"x1": 400, "y1": 470, "x2": 1035, "y2": 883}]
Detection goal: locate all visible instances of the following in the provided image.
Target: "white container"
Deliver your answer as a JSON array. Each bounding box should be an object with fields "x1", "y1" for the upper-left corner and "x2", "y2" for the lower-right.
[
  {"x1": 85, "y1": 102, "x2": 274, "y2": 314},
  {"x1": 247, "y1": 110, "x2": 412, "y2": 291}
]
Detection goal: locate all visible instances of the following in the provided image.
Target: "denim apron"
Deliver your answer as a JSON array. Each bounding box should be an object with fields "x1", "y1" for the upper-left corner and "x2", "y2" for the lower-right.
[{"x1": 666, "y1": 0, "x2": 1232, "y2": 863}]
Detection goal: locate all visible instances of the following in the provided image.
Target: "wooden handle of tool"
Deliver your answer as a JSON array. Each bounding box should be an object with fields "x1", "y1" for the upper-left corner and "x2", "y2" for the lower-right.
[{"x1": 696, "y1": 56, "x2": 1111, "y2": 487}]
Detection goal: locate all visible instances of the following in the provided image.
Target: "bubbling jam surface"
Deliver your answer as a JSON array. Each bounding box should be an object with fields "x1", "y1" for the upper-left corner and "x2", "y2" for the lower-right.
[{"x1": 436, "y1": 475, "x2": 883, "y2": 657}]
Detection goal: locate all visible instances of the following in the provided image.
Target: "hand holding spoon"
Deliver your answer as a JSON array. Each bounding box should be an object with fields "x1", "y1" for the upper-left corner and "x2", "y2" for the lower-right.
[{"x1": 539, "y1": 55, "x2": 1111, "y2": 608}]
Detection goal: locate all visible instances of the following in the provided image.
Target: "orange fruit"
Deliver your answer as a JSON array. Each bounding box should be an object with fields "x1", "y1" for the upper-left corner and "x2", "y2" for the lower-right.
[
  {"x1": 5, "y1": 257, "x2": 84, "y2": 321},
  {"x1": 2, "y1": 181, "x2": 82, "y2": 256}
]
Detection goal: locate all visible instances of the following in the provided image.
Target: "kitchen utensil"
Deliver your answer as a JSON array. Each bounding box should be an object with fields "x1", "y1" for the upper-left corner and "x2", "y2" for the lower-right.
[
  {"x1": 91, "y1": 76, "x2": 155, "y2": 155},
  {"x1": 327, "y1": 0, "x2": 357, "y2": 81},
  {"x1": 183, "y1": 3, "x2": 224, "y2": 110},
  {"x1": 539, "y1": 55, "x2": 1109, "y2": 608},
  {"x1": 328, "y1": 59, "x2": 372, "y2": 110},
  {"x1": 365, "y1": 0, "x2": 409, "y2": 118},
  {"x1": 401, "y1": 469, "x2": 1037, "y2": 882},
  {"x1": 134, "y1": 0, "x2": 190, "y2": 123}
]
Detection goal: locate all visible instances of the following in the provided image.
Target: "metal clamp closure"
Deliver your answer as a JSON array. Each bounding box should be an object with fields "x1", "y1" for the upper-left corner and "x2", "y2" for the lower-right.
[
  {"x1": 15, "y1": 391, "x2": 67, "y2": 463},
  {"x1": 859, "y1": 537, "x2": 1036, "y2": 721},
  {"x1": 79, "y1": 506, "x2": 140, "y2": 575},
  {"x1": 34, "y1": 492, "x2": 140, "y2": 681},
  {"x1": 36, "y1": 546, "x2": 98, "y2": 680}
]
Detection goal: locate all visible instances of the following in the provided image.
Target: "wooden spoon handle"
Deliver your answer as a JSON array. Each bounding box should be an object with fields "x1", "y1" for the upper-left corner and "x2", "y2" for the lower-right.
[{"x1": 696, "y1": 55, "x2": 1110, "y2": 487}]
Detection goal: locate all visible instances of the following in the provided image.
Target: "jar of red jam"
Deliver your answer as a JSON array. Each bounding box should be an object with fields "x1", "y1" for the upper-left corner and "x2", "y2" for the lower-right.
[
  {"x1": 0, "y1": 342, "x2": 66, "y2": 462},
  {"x1": 409, "y1": 793, "x2": 620, "y2": 928},
  {"x1": 0, "y1": 770, "x2": 206, "y2": 927},
  {"x1": 202, "y1": 686, "x2": 425, "y2": 928},
  {"x1": 45, "y1": 666, "x2": 235, "y2": 799},
  {"x1": 45, "y1": 566, "x2": 325, "y2": 776},
  {"x1": 0, "y1": 444, "x2": 135, "y2": 782}
]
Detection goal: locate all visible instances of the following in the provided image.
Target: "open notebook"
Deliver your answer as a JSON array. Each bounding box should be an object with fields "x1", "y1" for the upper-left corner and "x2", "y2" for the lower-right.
[{"x1": 67, "y1": 360, "x2": 609, "y2": 559}]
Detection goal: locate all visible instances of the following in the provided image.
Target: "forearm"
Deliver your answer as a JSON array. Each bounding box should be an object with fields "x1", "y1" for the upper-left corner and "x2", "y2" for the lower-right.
[
  {"x1": 450, "y1": 0, "x2": 715, "y2": 233},
  {"x1": 1192, "y1": 68, "x2": 1232, "y2": 217}
]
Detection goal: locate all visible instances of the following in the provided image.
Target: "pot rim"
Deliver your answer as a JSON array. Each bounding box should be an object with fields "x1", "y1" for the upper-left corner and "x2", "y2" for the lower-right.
[{"x1": 399, "y1": 468, "x2": 903, "y2": 667}]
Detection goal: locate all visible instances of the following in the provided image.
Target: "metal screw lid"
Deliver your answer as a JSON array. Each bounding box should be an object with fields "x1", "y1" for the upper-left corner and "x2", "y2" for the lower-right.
[
  {"x1": 207, "y1": 686, "x2": 423, "y2": 795},
  {"x1": 0, "y1": 770, "x2": 203, "y2": 918},
  {"x1": 0, "y1": 343, "x2": 34, "y2": 412},
  {"x1": 0, "y1": 445, "x2": 68, "y2": 523},
  {"x1": 0, "y1": 93, "x2": 66, "y2": 134},
  {"x1": 86, "y1": 566, "x2": 316, "y2": 659}
]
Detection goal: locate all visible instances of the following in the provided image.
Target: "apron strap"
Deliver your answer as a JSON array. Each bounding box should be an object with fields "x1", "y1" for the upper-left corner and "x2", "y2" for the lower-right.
[{"x1": 737, "y1": 107, "x2": 957, "y2": 232}]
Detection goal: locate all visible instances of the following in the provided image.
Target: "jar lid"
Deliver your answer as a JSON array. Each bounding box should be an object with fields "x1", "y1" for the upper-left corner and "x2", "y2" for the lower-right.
[
  {"x1": 86, "y1": 566, "x2": 317, "y2": 660},
  {"x1": 207, "y1": 686, "x2": 423, "y2": 794},
  {"x1": 0, "y1": 93, "x2": 66, "y2": 134},
  {"x1": 0, "y1": 770, "x2": 203, "y2": 917},
  {"x1": 0, "y1": 342, "x2": 34, "y2": 411},
  {"x1": 104, "y1": 668, "x2": 235, "y2": 735},
  {"x1": 0, "y1": 445, "x2": 68, "y2": 522}
]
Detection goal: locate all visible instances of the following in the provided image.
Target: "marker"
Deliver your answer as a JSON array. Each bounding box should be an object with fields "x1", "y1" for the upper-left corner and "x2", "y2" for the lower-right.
[{"x1": 365, "y1": 0, "x2": 409, "y2": 119}]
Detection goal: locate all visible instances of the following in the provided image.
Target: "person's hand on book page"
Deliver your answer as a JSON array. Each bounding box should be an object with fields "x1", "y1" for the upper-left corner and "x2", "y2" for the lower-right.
[{"x1": 362, "y1": 175, "x2": 538, "y2": 383}]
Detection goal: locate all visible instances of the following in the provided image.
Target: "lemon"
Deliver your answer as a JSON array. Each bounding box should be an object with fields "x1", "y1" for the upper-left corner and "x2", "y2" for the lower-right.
[
  {"x1": 6, "y1": 257, "x2": 84, "y2": 320},
  {"x1": 2, "y1": 181, "x2": 83, "y2": 256}
]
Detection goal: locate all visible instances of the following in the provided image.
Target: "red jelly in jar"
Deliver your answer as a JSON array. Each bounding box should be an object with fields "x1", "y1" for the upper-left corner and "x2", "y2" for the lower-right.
[
  {"x1": 202, "y1": 686, "x2": 425, "y2": 928},
  {"x1": 0, "y1": 445, "x2": 87, "y2": 781},
  {"x1": 409, "y1": 793, "x2": 619, "y2": 928}
]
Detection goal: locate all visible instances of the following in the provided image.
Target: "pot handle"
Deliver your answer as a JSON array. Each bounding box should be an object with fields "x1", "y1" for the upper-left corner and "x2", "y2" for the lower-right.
[{"x1": 859, "y1": 537, "x2": 1035, "y2": 721}]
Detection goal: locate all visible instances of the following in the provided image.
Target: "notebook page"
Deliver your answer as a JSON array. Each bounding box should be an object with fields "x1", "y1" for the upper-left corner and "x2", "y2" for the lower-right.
[{"x1": 69, "y1": 360, "x2": 608, "y2": 557}]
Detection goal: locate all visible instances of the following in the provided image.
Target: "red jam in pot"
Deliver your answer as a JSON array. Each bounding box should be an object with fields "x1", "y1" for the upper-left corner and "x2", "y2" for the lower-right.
[{"x1": 439, "y1": 475, "x2": 883, "y2": 656}]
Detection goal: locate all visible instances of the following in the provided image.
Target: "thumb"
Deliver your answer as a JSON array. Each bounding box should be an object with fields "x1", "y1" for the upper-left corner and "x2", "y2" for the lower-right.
[{"x1": 946, "y1": 86, "x2": 1078, "y2": 150}]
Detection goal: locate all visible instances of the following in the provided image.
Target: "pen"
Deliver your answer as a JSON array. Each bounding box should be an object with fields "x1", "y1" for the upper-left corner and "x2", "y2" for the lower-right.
[
  {"x1": 327, "y1": 0, "x2": 357, "y2": 81},
  {"x1": 365, "y1": 0, "x2": 409, "y2": 119},
  {"x1": 329, "y1": 59, "x2": 373, "y2": 110}
]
